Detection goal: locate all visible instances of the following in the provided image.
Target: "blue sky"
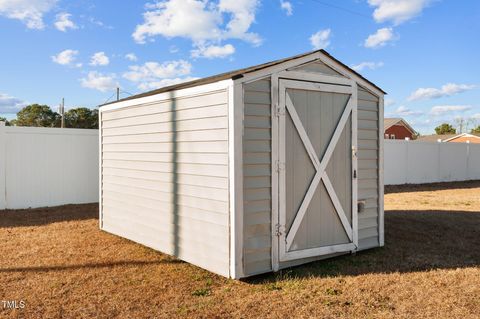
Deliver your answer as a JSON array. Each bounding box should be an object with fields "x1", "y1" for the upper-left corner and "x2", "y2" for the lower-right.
[{"x1": 0, "y1": 0, "x2": 479, "y2": 134}]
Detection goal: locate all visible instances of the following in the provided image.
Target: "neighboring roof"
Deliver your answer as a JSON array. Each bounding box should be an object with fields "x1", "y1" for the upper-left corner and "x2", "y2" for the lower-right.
[
  {"x1": 384, "y1": 118, "x2": 417, "y2": 135},
  {"x1": 416, "y1": 133, "x2": 480, "y2": 142},
  {"x1": 416, "y1": 134, "x2": 456, "y2": 142},
  {"x1": 443, "y1": 133, "x2": 480, "y2": 142},
  {"x1": 101, "y1": 49, "x2": 386, "y2": 107}
]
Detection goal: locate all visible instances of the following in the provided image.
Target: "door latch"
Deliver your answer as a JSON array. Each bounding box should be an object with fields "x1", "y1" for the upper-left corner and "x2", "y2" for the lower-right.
[{"x1": 353, "y1": 169, "x2": 357, "y2": 179}]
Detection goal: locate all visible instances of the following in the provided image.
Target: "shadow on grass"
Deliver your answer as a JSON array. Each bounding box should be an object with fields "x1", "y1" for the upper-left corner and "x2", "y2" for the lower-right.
[
  {"x1": 246, "y1": 209, "x2": 480, "y2": 284},
  {"x1": 0, "y1": 259, "x2": 183, "y2": 273},
  {"x1": 0, "y1": 203, "x2": 98, "y2": 228},
  {"x1": 385, "y1": 180, "x2": 480, "y2": 194}
]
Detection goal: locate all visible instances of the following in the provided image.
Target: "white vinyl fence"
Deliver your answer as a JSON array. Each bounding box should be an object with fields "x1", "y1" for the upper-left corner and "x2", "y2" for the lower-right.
[
  {"x1": 0, "y1": 123, "x2": 99, "y2": 209},
  {"x1": 385, "y1": 140, "x2": 480, "y2": 185}
]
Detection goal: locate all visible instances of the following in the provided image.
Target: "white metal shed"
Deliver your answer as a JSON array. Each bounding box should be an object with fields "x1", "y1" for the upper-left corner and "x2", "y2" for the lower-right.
[{"x1": 99, "y1": 50, "x2": 386, "y2": 278}]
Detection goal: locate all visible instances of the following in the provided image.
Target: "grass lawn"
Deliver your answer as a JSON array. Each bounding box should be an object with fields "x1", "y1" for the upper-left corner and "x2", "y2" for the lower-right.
[{"x1": 0, "y1": 181, "x2": 479, "y2": 318}]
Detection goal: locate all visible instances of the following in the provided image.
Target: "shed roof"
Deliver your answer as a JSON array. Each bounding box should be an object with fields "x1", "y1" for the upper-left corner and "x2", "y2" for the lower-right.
[{"x1": 102, "y1": 49, "x2": 386, "y2": 107}]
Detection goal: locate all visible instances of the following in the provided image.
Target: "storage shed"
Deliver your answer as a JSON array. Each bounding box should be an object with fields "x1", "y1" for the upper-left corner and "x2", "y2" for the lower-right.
[{"x1": 99, "y1": 50, "x2": 386, "y2": 278}]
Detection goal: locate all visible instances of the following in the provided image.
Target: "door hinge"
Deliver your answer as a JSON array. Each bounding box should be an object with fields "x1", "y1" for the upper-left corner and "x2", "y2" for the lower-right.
[
  {"x1": 275, "y1": 160, "x2": 285, "y2": 172},
  {"x1": 352, "y1": 145, "x2": 357, "y2": 158},
  {"x1": 275, "y1": 104, "x2": 285, "y2": 117},
  {"x1": 274, "y1": 224, "x2": 285, "y2": 237},
  {"x1": 353, "y1": 169, "x2": 357, "y2": 179}
]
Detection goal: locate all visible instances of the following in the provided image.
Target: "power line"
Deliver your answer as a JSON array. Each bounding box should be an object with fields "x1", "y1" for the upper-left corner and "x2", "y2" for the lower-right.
[
  {"x1": 307, "y1": 0, "x2": 371, "y2": 19},
  {"x1": 99, "y1": 88, "x2": 135, "y2": 106},
  {"x1": 102, "y1": 92, "x2": 116, "y2": 105},
  {"x1": 120, "y1": 90, "x2": 134, "y2": 97}
]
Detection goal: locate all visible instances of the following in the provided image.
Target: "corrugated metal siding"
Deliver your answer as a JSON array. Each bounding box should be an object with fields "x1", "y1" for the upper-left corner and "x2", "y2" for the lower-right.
[
  {"x1": 357, "y1": 86, "x2": 380, "y2": 250},
  {"x1": 242, "y1": 78, "x2": 273, "y2": 275},
  {"x1": 101, "y1": 89, "x2": 230, "y2": 277}
]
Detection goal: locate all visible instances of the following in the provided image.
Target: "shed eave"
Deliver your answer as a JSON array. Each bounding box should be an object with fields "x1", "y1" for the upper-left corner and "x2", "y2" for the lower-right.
[
  {"x1": 99, "y1": 79, "x2": 233, "y2": 112},
  {"x1": 100, "y1": 49, "x2": 386, "y2": 109}
]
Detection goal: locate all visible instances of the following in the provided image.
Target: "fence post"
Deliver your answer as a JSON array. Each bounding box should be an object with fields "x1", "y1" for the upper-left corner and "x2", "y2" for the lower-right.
[{"x1": 0, "y1": 122, "x2": 6, "y2": 209}]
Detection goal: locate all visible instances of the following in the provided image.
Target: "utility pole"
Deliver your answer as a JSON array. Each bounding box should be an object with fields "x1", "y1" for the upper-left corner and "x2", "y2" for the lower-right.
[
  {"x1": 59, "y1": 98, "x2": 65, "y2": 128},
  {"x1": 116, "y1": 87, "x2": 120, "y2": 101}
]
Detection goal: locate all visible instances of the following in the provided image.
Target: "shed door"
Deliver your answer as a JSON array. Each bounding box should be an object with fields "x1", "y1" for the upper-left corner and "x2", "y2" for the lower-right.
[{"x1": 275, "y1": 78, "x2": 358, "y2": 262}]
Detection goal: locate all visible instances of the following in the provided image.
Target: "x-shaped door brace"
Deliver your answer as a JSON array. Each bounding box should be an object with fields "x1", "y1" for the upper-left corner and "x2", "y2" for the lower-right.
[{"x1": 285, "y1": 93, "x2": 354, "y2": 251}]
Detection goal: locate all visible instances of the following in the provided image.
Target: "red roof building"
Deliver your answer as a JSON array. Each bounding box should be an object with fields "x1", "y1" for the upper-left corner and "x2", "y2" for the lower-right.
[{"x1": 383, "y1": 118, "x2": 417, "y2": 140}]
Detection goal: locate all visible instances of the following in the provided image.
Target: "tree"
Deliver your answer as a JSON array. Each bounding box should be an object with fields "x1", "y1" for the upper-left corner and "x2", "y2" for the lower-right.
[
  {"x1": 0, "y1": 116, "x2": 10, "y2": 126},
  {"x1": 14, "y1": 104, "x2": 60, "y2": 127},
  {"x1": 64, "y1": 107, "x2": 98, "y2": 129},
  {"x1": 472, "y1": 125, "x2": 480, "y2": 134},
  {"x1": 434, "y1": 123, "x2": 456, "y2": 135}
]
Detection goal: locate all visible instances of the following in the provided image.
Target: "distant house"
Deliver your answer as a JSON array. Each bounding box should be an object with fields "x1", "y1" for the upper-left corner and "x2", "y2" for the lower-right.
[
  {"x1": 417, "y1": 133, "x2": 480, "y2": 144},
  {"x1": 384, "y1": 118, "x2": 417, "y2": 140}
]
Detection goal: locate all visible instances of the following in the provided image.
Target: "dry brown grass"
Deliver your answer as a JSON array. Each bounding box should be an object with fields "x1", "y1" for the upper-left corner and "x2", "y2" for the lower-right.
[{"x1": 1, "y1": 181, "x2": 479, "y2": 318}]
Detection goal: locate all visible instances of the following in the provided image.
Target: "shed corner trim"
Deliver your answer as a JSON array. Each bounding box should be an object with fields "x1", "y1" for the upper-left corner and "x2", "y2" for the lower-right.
[{"x1": 228, "y1": 80, "x2": 245, "y2": 279}]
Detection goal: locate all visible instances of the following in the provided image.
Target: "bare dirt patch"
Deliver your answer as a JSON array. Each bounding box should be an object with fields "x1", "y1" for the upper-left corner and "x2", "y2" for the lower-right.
[{"x1": 0, "y1": 183, "x2": 479, "y2": 318}]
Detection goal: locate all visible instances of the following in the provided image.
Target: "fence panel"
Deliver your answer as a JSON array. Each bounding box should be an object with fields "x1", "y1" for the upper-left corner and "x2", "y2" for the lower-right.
[
  {"x1": 0, "y1": 124, "x2": 99, "y2": 209},
  {"x1": 385, "y1": 140, "x2": 480, "y2": 185}
]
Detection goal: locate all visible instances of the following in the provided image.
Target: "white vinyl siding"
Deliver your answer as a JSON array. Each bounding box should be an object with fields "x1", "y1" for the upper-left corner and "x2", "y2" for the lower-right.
[
  {"x1": 357, "y1": 86, "x2": 380, "y2": 250},
  {"x1": 291, "y1": 61, "x2": 344, "y2": 77},
  {"x1": 242, "y1": 74, "x2": 381, "y2": 276},
  {"x1": 100, "y1": 89, "x2": 230, "y2": 277},
  {"x1": 242, "y1": 78, "x2": 273, "y2": 275}
]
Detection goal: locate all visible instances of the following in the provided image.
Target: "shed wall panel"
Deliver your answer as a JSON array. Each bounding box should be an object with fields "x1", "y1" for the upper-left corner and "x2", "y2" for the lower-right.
[
  {"x1": 291, "y1": 61, "x2": 344, "y2": 77},
  {"x1": 242, "y1": 78, "x2": 273, "y2": 276},
  {"x1": 101, "y1": 89, "x2": 230, "y2": 277},
  {"x1": 242, "y1": 75, "x2": 381, "y2": 276},
  {"x1": 357, "y1": 86, "x2": 380, "y2": 249}
]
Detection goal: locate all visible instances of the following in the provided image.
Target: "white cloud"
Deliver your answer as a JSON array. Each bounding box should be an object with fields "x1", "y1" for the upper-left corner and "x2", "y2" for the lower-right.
[
  {"x1": 280, "y1": 0, "x2": 293, "y2": 16},
  {"x1": 368, "y1": 0, "x2": 432, "y2": 25},
  {"x1": 125, "y1": 53, "x2": 138, "y2": 62},
  {"x1": 392, "y1": 105, "x2": 423, "y2": 116},
  {"x1": 0, "y1": 0, "x2": 57, "y2": 29},
  {"x1": 123, "y1": 60, "x2": 194, "y2": 90},
  {"x1": 124, "y1": 60, "x2": 192, "y2": 81},
  {"x1": 364, "y1": 27, "x2": 394, "y2": 48},
  {"x1": 80, "y1": 71, "x2": 118, "y2": 92},
  {"x1": 472, "y1": 113, "x2": 480, "y2": 120},
  {"x1": 137, "y1": 77, "x2": 199, "y2": 91},
  {"x1": 351, "y1": 61, "x2": 384, "y2": 72},
  {"x1": 408, "y1": 83, "x2": 477, "y2": 101},
  {"x1": 54, "y1": 12, "x2": 77, "y2": 32},
  {"x1": 385, "y1": 98, "x2": 395, "y2": 107},
  {"x1": 132, "y1": 0, "x2": 261, "y2": 50},
  {"x1": 88, "y1": 16, "x2": 113, "y2": 29},
  {"x1": 429, "y1": 105, "x2": 472, "y2": 116},
  {"x1": 51, "y1": 49, "x2": 79, "y2": 66},
  {"x1": 0, "y1": 93, "x2": 27, "y2": 113},
  {"x1": 133, "y1": 0, "x2": 220, "y2": 44},
  {"x1": 310, "y1": 29, "x2": 331, "y2": 50},
  {"x1": 90, "y1": 52, "x2": 110, "y2": 66},
  {"x1": 191, "y1": 44, "x2": 235, "y2": 59},
  {"x1": 219, "y1": 0, "x2": 261, "y2": 45}
]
